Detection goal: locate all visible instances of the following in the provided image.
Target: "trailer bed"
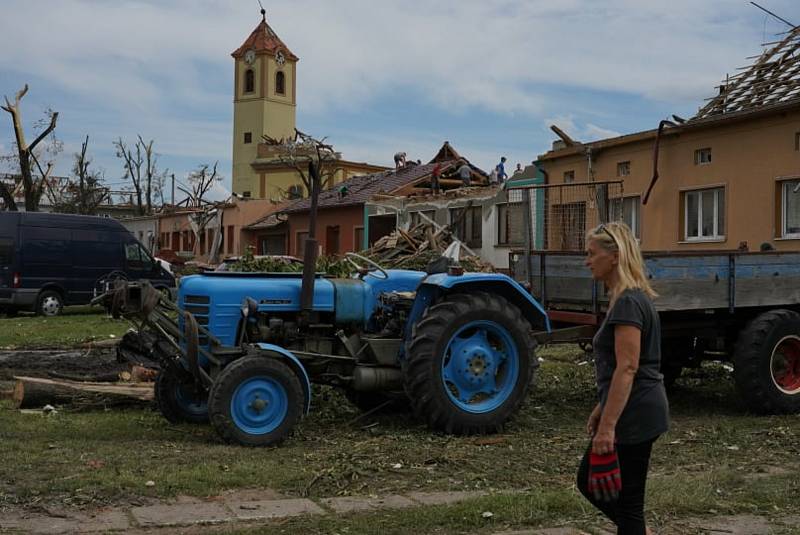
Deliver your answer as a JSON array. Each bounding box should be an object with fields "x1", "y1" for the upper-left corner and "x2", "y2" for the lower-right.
[{"x1": 510, "y1": 250, "x2": 800, "y2": 315}]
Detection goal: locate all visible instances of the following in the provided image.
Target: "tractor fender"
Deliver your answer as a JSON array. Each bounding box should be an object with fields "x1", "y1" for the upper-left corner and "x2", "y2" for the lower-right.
[
  {"x1": 419, "y1": 273, "x2": 551, "y2": 332},
  {"x1": 255, "y1": 343, "x2": 312, "y2": 414}
]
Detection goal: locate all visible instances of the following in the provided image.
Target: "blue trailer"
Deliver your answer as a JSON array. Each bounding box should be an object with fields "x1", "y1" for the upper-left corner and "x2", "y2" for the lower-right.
[{"x1": 510, "y1": 245, "x2": 800, "y2": 415}]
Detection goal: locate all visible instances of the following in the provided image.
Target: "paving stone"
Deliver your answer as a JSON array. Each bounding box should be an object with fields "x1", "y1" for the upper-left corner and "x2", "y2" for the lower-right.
[
  {"x1": 407, "y1": 490, "x2": 487, "y2": 506},
  {"x1": 227, "y1": 498, "x2": 325, "y2": 521},
  {"x1": 16, "y1": 516, "x2": 81, "y2": 534},
  {"x1": 320, "y1": 496, "x2": 375, "y2": 513},
  {"x1": 690, "y1": 515, "x2": 772, "y2": 535},
  {"x1": 76, "y1": 510, "x2": 131, "y2": 532},
  {"x1": 130, "y1": 501, "x2": 233, "y2": 527}
]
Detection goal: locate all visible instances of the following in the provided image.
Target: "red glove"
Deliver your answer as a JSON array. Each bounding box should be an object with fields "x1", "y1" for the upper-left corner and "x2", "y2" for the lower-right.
[{"x1": 587, "y1": 449, "x2": 622, "y2": 502}]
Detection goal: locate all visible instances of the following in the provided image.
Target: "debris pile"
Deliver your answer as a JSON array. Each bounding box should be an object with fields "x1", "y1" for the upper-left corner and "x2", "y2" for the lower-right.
[{"x1": 364, "y1": 222, "x2": 494, "y2": 273}]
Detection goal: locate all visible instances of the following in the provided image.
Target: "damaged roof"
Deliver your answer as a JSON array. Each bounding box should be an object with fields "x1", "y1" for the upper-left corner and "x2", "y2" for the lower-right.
[
  {"x1": 693, "y1": 25, "x2": 800, "y2": 120},
  {"x1": 280, "y1": 163, "x2": 441, "y2": 213}
]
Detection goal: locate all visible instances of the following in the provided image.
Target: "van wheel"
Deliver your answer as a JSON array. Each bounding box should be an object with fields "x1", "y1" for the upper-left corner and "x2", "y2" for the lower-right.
[{"x1": 37, "y1": 290, "x2": 64, "y2": 317}]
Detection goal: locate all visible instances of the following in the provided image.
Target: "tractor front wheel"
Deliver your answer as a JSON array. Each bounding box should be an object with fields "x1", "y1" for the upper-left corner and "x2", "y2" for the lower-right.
[
  {"x1": 403, "y1": 292, "x2": 536, "y2": 435},
  {"x1": 155, "y1": 367, "x2": 209, "y2": 424},
  {"x1": 208, "y1": 356, "x2": 304, "y2": 446}
]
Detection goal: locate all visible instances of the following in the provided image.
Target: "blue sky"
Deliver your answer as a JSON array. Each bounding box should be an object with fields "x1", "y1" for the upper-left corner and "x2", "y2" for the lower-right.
[{"x1": 0, "y1": 0, "x2": 797, "y2": 201}]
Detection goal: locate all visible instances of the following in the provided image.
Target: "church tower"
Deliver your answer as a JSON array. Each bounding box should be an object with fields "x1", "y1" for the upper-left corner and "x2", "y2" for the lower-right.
[{"x1": 231, "y1": 11, "x2": 298, "y2": 199}]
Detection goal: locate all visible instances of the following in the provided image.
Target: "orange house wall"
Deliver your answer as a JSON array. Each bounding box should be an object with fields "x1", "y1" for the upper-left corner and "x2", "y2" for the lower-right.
[
  {"x1": 286, "y1": 205, "x2": 364, "y2": 256},
  {"x1": 539, "y1": 108, "x2": 800, "y2": 252}
]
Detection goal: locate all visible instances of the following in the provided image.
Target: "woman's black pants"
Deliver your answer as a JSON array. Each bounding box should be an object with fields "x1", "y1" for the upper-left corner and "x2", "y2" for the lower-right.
[{"x1": 577, "y1": 439, "x2": 655, "y2": 535}]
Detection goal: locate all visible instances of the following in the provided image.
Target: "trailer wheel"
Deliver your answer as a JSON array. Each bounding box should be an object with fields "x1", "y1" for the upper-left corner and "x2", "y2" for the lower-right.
[
  {"x1": 155, "y1": 368, "x2": 209, "y2": 424},
  {"x1": 660, "y1": 338, "x2": 693, "y2": 389},
  {"x1": 403, "y1": 292, "x2": 536, "y2": 435},
  {"x1": 733, "y1": 309, "x2": 800, "y2": 414},
  {"x1": 208, "y1": 356, "x2": 303, "y2": 446}
]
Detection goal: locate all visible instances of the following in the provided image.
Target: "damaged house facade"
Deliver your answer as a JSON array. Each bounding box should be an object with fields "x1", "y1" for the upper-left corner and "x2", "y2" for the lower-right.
[
  {"x1": 367, "y1": 164, "x2": 544, "y2": 270},
  {"x1": 280, "y1": 142, "x2": 489, "y2": 256},
  {"x1": 537, "y1": 26, "x2": 800, "y2": 253}
]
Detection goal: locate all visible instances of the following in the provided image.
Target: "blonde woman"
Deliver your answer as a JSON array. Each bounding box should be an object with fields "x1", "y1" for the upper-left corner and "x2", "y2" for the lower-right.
[{"x1": 577, "y1": 222, "x2": 669, "y2": 535}]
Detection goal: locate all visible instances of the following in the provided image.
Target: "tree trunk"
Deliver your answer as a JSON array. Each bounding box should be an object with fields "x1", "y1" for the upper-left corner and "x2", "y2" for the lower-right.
[{"x1": 11, "y1": 375, "x2": 153, "y2": 410}]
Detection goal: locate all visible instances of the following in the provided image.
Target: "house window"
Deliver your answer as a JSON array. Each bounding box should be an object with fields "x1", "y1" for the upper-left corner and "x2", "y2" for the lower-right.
[
  {"x1": 275, "y1": 71, "x2": 285, "y2": 95},
  {"x1": 242, "y1": 191, "x2": 251, "y2": 198},
  {"x1": 795, "y1": 132, "x2": 800, "y2": 151},
  {"x1": 296, "y1": 231, "x2": 309, "y2": 255},
  {"x1": 244, "y1": 69, "x2": 255, "y2": 93},
  {"x1": 617, "y1": 161, "x2": 631, "y2": 177},
  {"x1": 781, "y1": 180, "x2": 800, "y2": 238},
  {"x1": 610, "y1": 196, "x2": 641, "y2": 238},
  {"x1": 244, "y1": 132, "x2": 252, "y2": 144},
  {"x1": 684, "y1": 187, "x2": 725, "y2": 241},
  {"x1": 564, "y1": 170, "x2": 575, "y2": 183},
  {"x1": 450, "y1": 205, "x2": 482, "y2": 248},
  {"x1": 409, "y1": 210, "x2": 435, "y2": 228},
  {"x1": 497, "y1": 201, "x2": 525, "y2": 246},
  {"x1": 694, "y1": 147, "x2": 712, "y2": 165},
  {"x1": 227, "y1": 225, "x2": 235, "y2": 255}
]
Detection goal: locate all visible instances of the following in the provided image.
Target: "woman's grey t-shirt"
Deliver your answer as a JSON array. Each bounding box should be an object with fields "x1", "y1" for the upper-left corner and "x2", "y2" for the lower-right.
[{"x1": 592, "y1": 288, "x2": 669, "y2": 444}]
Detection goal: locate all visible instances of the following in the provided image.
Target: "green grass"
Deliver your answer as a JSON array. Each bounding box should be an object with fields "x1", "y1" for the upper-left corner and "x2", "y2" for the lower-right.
[
  {"x1": 0, "y1": 345, "x2": 797, "y2": 533},
  {"x1": 0, "y1": 306, "x2": 129, "y2": 349}
]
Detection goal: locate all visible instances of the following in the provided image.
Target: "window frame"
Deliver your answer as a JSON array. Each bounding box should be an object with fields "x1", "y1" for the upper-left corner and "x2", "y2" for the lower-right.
[
  {"x1": 244, "y1": 69, "x2": 255, "y2": 94},
  {"x1": 275, "y1": 71, "x2": 286, "y2": 95},
  {"x1": 496, "y1": 201, "x2": 525, "y2": 247},
  {"x1": 409, "y1": 209, "x2": 436, "y2": 228},
  {"x1": 616, "y1": 161, "x2": 631, "y2": 177},
  {"x1": 781, "y1": 179, "x2": 800, "y2": 239},
  {"x1": 610, "y1": 195, "x2": 641, "y2": 239},
  {"x1": 683, "y1": 187, "x2": 725, "y2": 242},
  {"x1": 449, "y1": 205, "x2": 482, "y2": 248},
  {"x1": 694, "y1": 147, "x2": 712, "y2": 165},
  {"x1": 563, "y1": 170, "x2": 575, "y2": 183},
  {"x1": 244, "y1": 132, "x2": 252, "y2": 144}
]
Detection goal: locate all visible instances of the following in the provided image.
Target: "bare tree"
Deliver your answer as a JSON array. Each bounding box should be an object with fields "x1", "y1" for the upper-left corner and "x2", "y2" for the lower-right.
[
  {"x1": 179, "y1": 162, "x2": 222, "y2": 208},
  {"x1": 0, "y1": 85, "x2": 60, "y2": 211},
  {"x1": 261, "y1": 129, "x2": 343, "y2": 199},
  {"x1": 53, "y1": 135, "x2": 109, "y2": 214},
  {"x1": 114, "y1": 135, "x2": 166, "y2": 215}
]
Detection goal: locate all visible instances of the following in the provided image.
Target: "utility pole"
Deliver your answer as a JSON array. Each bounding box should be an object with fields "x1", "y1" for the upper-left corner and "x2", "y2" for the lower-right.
[{"x1": 171, "y1": 173, "x2": 175, "y2": 206}]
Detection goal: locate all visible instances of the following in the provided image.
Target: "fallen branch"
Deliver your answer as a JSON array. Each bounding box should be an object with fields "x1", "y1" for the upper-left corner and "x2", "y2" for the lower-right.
[{"x1": 12, "y1": 375, "x2": 154, "y2": 410}]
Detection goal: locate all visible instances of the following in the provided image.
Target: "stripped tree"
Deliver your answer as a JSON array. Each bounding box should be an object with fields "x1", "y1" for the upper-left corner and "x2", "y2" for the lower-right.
[
  {"x1": 0, "y1": 85, "x2": 60, "y2": 211},
  {"x1": 261, "y1": 128, "x2": 342, "y2": 199},
  {"x1": 114, "y1": 135, "x2": 166, "y2": 215},
  {"x1": 53, "y1": 135, "x2": 109, "y2": 215}
]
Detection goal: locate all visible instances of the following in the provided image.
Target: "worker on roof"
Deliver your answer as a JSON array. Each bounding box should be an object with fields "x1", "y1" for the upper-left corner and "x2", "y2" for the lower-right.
[
  {"x1": 457, "y1": 160, "x2": 472, "y2": 187},
  {"x1": 495, "y1": 156, "x2": 509, "y2": 183},
  {"x1": 431, "y1": 163, "x2": 442, "y2": 195}
]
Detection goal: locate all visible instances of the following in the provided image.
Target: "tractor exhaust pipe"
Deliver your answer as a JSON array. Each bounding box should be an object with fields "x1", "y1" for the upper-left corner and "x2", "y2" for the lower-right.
[{"x1": 300, "y1": 161, "x2": 321, "y2": 313}]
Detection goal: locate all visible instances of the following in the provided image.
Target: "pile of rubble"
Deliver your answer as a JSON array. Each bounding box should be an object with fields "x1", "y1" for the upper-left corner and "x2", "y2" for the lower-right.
[{"x1": 365, "y1": 222, "x2": 494, "y2": 273}]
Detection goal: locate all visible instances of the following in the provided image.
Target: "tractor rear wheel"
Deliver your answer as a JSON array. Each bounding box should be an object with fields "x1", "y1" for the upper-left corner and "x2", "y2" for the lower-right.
[
  {"x1": 733, "y1": 309, "x2": 800, "y2": 414},
  {"x1": 155, "y1": 367, "x2": 209, "y2": 424},
  {"x1": 208, "y1": 356, "x2": 304, "y2": 447},
  {"x1": 403, "y1": 292, "x2": 536, "y2": 435}
]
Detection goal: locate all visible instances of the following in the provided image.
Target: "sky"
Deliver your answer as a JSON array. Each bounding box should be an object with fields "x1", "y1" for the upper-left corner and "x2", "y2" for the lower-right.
[{"x1": 0, "y1": 0, "x2": 798, "y2": 202}]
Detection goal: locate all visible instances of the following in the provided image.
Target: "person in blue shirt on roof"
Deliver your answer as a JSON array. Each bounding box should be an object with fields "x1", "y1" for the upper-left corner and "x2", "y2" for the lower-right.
[{"x1": 495, "y1": 157, "x2": 508, "y2": 183}]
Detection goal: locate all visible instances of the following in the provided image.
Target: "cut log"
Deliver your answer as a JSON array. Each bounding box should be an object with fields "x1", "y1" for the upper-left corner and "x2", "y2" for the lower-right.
[{"x1": 12, "y1": 375, "x2": 154, "y2": 410}]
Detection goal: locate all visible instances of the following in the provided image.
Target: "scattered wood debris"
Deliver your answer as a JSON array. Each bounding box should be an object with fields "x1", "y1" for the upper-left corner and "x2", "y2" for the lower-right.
[
  {"x1": 10, "y1": 375, "x2": 153, "y2": 411},
  {"x1": 365, "y1": 219, "x2": 494, "y2": 273}
]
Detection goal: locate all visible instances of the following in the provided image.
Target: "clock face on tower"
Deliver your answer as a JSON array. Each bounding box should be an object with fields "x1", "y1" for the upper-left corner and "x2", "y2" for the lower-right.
[
  {"x1": 275, "y1": 50, "x2": 286, "y2": 66},
  {"x1": 244, "y1": 49, "x2": 256, "y2": 65}
]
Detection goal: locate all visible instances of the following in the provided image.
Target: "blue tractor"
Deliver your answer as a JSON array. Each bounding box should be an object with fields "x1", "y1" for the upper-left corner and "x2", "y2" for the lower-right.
[
  {"x1": 114, "y1": 254, "x2": 550, "y2": 446},
  {"x1": 112, "y1": 163, "x2": 550, "y2": 446}
]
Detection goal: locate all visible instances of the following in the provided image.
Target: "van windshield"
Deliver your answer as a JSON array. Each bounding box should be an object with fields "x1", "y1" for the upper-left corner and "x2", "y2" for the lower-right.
[{"x1": 0, "y1": 238, "x2": 12, "y2": 266}]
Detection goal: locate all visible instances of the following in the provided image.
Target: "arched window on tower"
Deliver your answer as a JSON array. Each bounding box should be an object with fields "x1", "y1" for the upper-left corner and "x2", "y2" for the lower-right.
[
  {"x1": 275, "y1": 71, "x2": 285, "y2": 95},
  {"x1": 244, "y1": 69, "x2": 255, "y2": 94}
]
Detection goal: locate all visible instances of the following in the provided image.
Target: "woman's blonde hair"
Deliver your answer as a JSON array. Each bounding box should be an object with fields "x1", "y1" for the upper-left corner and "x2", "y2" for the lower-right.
[{"x1": 586, "y1": 221, "x2": 657, "y2": 300}]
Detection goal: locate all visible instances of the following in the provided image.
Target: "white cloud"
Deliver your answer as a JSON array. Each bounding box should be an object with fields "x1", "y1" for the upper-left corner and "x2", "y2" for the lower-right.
[{"x1": 0, "y1": 0, "x2": 795, "y2": 184}]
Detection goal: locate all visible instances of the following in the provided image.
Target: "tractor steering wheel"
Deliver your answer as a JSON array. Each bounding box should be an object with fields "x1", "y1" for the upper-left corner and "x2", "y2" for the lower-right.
[{"x1": 345, "y1": 252, "x2": 389, "y2": 280}]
